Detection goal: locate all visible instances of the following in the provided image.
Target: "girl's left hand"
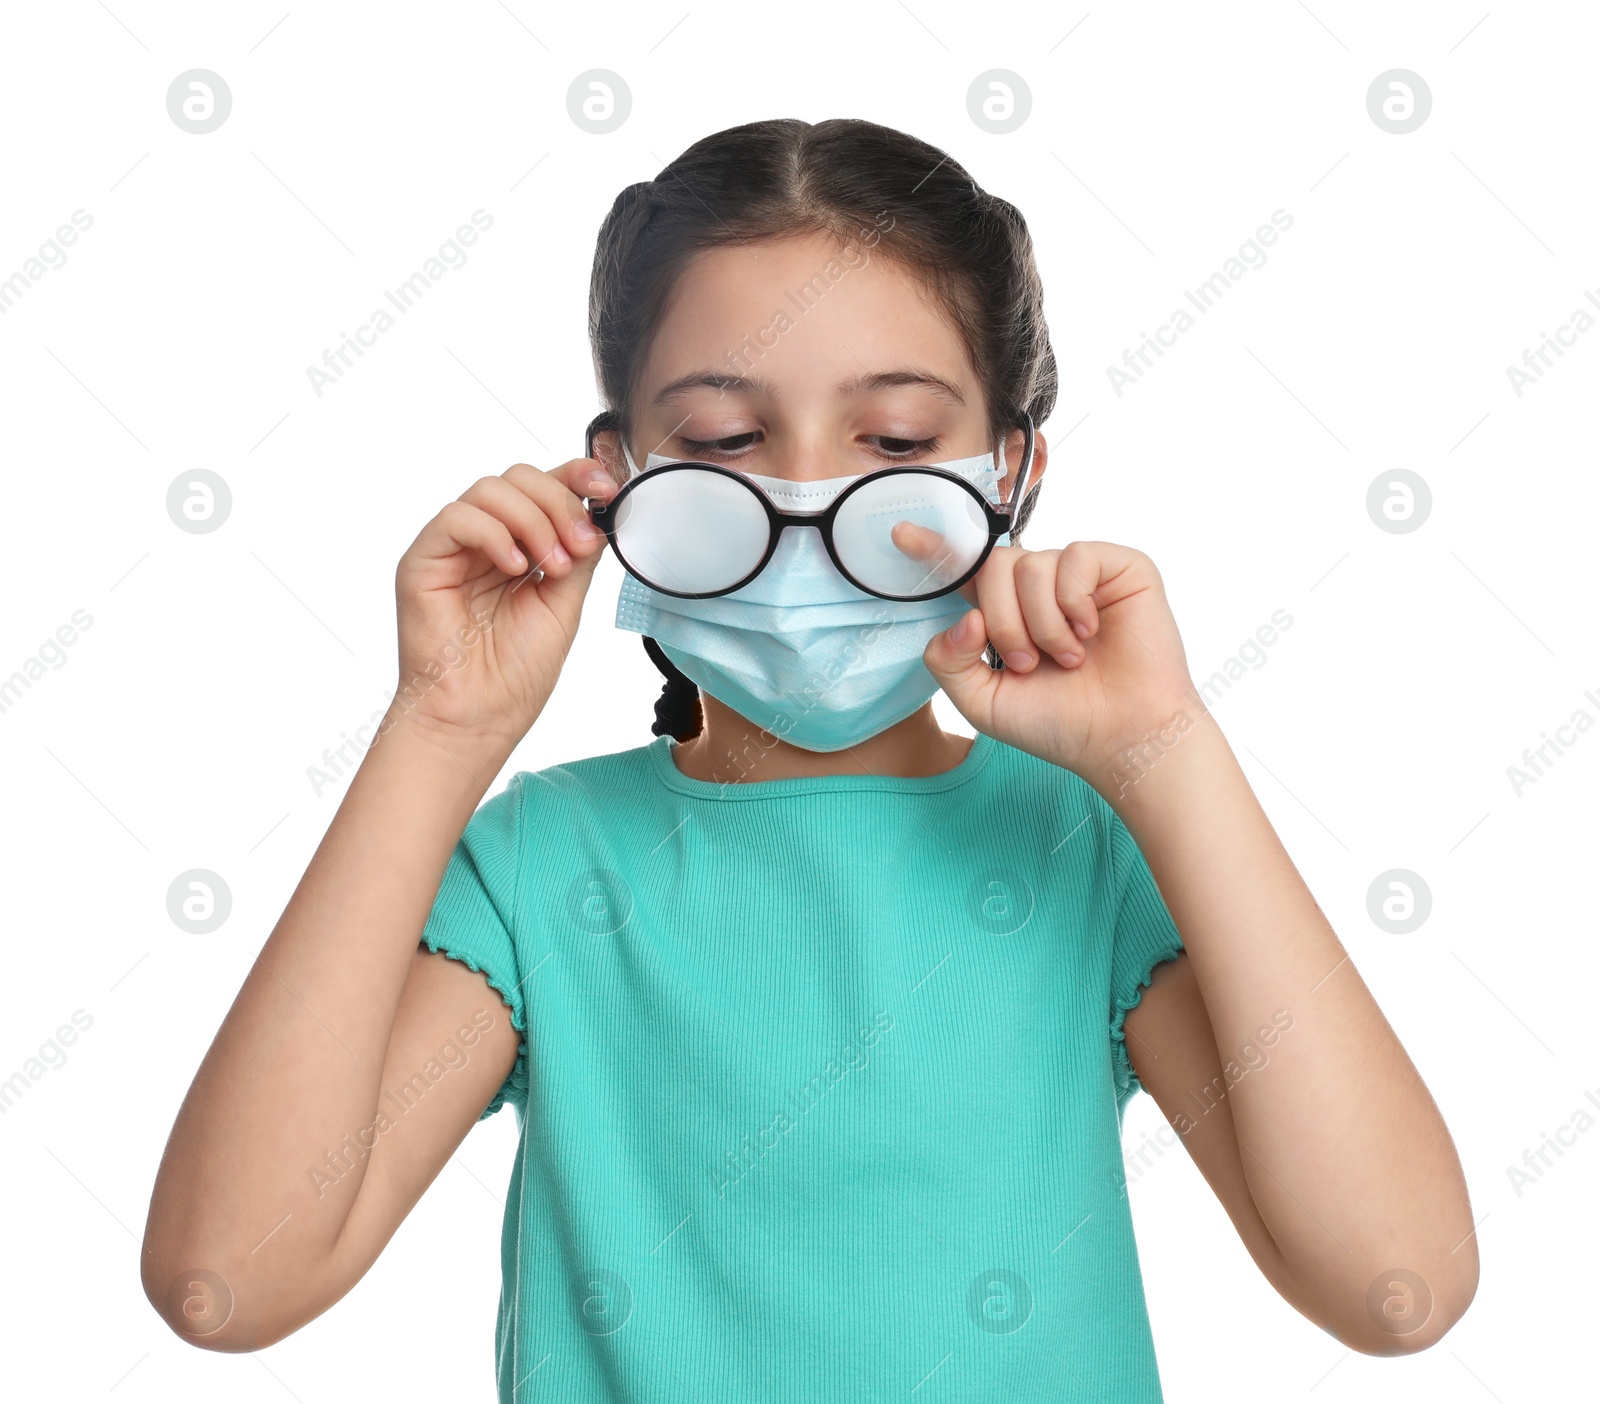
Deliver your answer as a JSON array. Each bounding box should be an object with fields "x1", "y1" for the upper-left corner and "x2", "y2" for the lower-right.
[{"x1": 922, "y1": 541, "x2": 1199, "y2": 784}]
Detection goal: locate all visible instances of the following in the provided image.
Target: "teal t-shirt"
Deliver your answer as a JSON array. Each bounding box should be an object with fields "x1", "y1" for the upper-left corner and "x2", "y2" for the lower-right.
[{"x1": 421, "y1": 729, "x2": 1185, "y2": 1402}]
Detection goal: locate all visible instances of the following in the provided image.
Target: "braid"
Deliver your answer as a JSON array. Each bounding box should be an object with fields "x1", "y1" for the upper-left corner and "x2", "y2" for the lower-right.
[{"x1": 641, "y1": 636, "x2": 703, "y2": 741}]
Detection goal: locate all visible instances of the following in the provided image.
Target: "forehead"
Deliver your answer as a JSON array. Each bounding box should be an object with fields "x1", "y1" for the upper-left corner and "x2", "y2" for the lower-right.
[{"x1": 638, "y1": 230, "x2": 977, "y2": 401}]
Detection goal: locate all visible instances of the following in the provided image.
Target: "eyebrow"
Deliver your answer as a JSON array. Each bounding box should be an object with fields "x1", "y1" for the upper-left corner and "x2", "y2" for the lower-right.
[{"x1": 650, "y1": 366, "x2": 967, "y2": 408}]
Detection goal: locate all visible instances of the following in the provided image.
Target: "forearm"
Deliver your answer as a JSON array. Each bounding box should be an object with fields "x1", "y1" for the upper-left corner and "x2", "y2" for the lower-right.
[
  {"x1": 141, "y1": 712, "x2": 514, "y2": 1344},
  {"x1": 1090, "y1": 708, "x2": 1477, "y2": 1349}
]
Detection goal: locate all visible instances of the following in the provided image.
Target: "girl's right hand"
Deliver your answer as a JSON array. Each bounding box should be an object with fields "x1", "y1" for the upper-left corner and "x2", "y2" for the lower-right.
[{"x1": 388, "y1": 458, "x2": 617, "y2": 749}]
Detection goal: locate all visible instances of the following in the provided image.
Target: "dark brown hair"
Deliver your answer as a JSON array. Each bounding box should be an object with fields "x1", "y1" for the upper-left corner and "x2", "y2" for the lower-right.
[{"x1": 587, "y1": 117, "x2": 1057, "y2": 742}]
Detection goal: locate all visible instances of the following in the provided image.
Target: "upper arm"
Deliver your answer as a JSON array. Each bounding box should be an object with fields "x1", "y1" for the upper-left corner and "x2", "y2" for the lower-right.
[
  {"x1": 1124, "y1": 954, "x2": 1298, "y2": 1295},
  {"x1": 321, "y1": 944, "x2": 521, "y2": 1297}
]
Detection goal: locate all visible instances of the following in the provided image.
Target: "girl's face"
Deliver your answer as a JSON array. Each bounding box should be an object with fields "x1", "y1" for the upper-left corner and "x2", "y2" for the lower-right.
[{"x1": 607, "y1": 230, "x2": 1038, "y2": 499}]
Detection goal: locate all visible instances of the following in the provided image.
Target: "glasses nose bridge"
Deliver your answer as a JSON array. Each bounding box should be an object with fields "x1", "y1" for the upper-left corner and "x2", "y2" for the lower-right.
[
  {"x1": 753, "y1": 478, "x2": 840, "y2": 533},
  {"x1": 772, "y1": 505, "x2": 830, "y2": 527},
  {"x1": 766, "y1": 509, "x2": 836, "y2": 565}
]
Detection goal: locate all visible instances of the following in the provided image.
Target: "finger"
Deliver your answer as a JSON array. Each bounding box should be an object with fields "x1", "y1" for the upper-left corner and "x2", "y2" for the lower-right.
[
  {"x1": 1014, "y1": 550, "x2": 1082, "y2": 668},
  {"x1": 544, "y1": 455, "x2": 621, "y2": 504},
  {"x1": 888, "y1": 520, "x2": 949, "y2": 562},
  {"x1": 497, "y1": 460, "x2": 617, "y2": 562},
  {"x1": 972, "y1": 547, "x2": 1035, "y2": 671},
  {"x1": 492, "y1": 459, "x2": 618, "y2": 564},
  {"x1": 1057, "y1": 540, "x2": 1150, "y2": 641},
  {"x1": 414, "y1": 500, "x2": 528, "y2": 577},
  {"x1": 921, "y1": 606, "x2": 995, "y2": 713},
  {"x1": 459, "y1": 475, "x2": 575, "y2": 578},
  {"x1": 521, "y1": 502, "x2": 608, "y2": 633},
  {"x1": 952, "y1": 536, "x2": 1001, "y2": 609},
  {"x1": 889, "y1": 520, "x2": 978, "y2": 597}
]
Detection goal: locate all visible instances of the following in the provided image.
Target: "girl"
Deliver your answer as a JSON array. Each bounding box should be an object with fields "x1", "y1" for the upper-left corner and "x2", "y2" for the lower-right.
[{"x1": 142, "y1": 118, "x2": 1477, "y2": 1401}]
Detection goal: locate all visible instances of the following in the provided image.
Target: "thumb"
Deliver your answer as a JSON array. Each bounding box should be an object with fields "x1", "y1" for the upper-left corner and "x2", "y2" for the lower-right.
[{"x1": 923, "y1": 607, "x2": 995, "y2": 713}]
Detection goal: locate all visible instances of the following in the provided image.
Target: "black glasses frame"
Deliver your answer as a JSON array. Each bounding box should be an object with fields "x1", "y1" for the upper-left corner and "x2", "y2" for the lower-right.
[{"x1": 581, "y1": 411, "x2": 1036, "y2": 603}]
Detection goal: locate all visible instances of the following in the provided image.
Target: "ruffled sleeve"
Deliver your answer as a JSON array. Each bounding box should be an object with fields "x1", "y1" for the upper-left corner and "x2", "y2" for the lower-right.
[
  {"x1": 419, "y1": 772, "x2": 530, "y2": 1121},
  {"x1": 1106, "y1": 811, "x2": 1185, "y2": 1103}
]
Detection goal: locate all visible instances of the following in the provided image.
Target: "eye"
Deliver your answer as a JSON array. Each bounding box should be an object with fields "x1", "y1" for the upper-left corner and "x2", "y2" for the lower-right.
[
  {"x1": 678, "y1": 431, "x2": 761, "y2": 458},
  {"x1": 674, "y1": 431, "x2": 943, "y2": 461},
  {"x1": 867, "y1": 435, "x2": 940, "y2": 460}
]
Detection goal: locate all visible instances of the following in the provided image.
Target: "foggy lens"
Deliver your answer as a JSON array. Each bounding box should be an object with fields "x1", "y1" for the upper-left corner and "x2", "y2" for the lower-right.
[
  {"x1": 612, "y1": 466, "x2": 769, "y2": 594},
  {"x1": 832, "y1": 471, "x2": 989, "y2": 597}
]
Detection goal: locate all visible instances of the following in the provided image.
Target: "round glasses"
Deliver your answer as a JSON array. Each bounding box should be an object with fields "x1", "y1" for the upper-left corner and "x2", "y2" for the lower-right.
[{"x1": 581, "y1": 413, "x2": 1035, "y2": 602}]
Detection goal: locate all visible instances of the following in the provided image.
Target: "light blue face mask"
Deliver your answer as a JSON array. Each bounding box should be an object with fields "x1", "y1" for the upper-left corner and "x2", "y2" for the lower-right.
[{"x1": 613, "y1": 439, "x2": 1012, "y2": 752}]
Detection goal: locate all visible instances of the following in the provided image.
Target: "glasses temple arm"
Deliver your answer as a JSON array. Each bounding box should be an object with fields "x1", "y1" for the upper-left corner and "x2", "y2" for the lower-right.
[{"x1": 1004, "y1": 410, "x2": 1037, "y2": 517}]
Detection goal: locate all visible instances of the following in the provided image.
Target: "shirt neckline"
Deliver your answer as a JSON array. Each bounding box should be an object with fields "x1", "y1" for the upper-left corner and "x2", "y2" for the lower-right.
[{"x1": 647, "y1": 730, "x2": 995, "y2": 800}]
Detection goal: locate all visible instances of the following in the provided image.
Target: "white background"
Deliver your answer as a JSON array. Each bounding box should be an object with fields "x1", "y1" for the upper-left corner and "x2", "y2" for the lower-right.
[{"x1": 1, "y1": 2, "x2": 1594, "y2": 1399}]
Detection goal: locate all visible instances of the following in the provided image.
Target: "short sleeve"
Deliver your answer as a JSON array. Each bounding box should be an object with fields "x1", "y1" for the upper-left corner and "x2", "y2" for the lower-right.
[
  {"x1": 420, "y1": 773, "x2": 530, "y2": 1121},
  {"x1": 1106, "y1": 811, "x2": 1185, "y2": 1102}
]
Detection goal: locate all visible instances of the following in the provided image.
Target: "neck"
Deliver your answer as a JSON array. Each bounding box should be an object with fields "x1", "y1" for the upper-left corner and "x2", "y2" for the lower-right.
[{"x1": 669, "y1": 695, "x2": 974, "y2": 783}]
